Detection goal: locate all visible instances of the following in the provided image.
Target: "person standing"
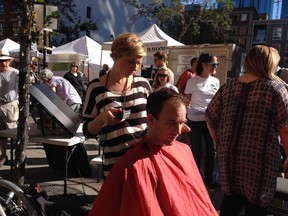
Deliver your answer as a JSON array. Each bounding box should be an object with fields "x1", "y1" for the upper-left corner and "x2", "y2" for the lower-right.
[
  {"x1": 177, "y1": 57, "x2": 198, "y2": 95},
  {"x1": 39, "y1": 69, "x2": 82, "y2": 114},
  {"x1": 63, "y1": 62, "x2": 86, "y2": 100},
  {"x1": 99, "y1": 64, "x2": 109, "y2": 77},
  {"x1": 0, "y1": 49, "x2": 19, "y2": 166},
  {"x1": 185, "y1": 52, "x2": 220, "y2": 187},
  {"x1": 88, "y1": 88, "x2": 217, "y2": 216},
  {"x1": 206, "y1": 45, "x2": 288, "y2": 216},
  {"x1": 152, "y1": 67, "x2": 178, "y2": 92},
  {"x1": 82, "y1": 33, "x2": 152, "y2": 178},
  {"x1": 153, "y1": 51, "x2": 174, "y2": 84}
]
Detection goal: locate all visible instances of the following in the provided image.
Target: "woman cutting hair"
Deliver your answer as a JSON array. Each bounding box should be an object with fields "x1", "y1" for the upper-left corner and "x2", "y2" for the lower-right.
[{"x1": 82, "y1": 33, "x2": 152, "y2": 178}]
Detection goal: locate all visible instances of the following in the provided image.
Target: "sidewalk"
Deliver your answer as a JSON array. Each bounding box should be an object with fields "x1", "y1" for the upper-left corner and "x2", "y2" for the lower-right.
[{"x1": 1, "y1": 138, "x2": 103, "y2": 216}]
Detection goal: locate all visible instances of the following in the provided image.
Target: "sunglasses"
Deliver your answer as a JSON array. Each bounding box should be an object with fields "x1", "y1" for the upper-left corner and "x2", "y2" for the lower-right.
[
  {"x1": 71, "y1": 65, "x2": 78, "y2": 68},
  {"x1": 207, "y1": 62, "x2": 220, "y2": 67},
  {"x1": 158, "y1": 74, "x2": 168, "y2": 78}
]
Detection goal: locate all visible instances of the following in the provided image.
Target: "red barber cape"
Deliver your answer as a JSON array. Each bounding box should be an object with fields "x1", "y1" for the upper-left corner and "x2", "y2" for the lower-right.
[{"x1": 89, "y1": 139, "x2": 217, "y2": 216}]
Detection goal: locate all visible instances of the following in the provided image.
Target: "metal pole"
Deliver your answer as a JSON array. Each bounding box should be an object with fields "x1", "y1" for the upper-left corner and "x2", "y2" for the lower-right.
[{"x1": 43, "y1": 1, "x2": 47, "y2": 69}]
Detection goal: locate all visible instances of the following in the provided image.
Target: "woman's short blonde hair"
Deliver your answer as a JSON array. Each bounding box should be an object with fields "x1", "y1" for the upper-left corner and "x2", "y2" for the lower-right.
[
  {"x1": 245, "y1": 45, "x2": 280, "y2": 80},
  {"x1": 111, "y1": 33, "x2": 146, "y2": 59}
]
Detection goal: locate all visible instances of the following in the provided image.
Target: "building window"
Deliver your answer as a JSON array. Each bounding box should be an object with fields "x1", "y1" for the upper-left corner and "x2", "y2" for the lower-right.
[
  {"x1": 232, "y1": 27, "x2": 237, "y2": 36},
  {"x1": 12, "y1": 22, "x2": 19, "y2": 36},
  {"x1": 11, "y1": 1, "x2": 21, "y2": 12},
  {"x1": 238, "y1": 27, "x2": 247, "y2": 36},
  {"x1": 240, "y1": 14, "x2": 248, "y2": 22},
  {"x1": 254, "y1": 29, "x2": 266, "y2": 42},
  {"x1": 0, "y1": 22, "x2": 4, "y2": 36},
  {"x1": 237, "y1": 38, "x2": 246, "y2": 47},
  {"x1": 284, "y1": 56, "x2": 288, "y2": 65},
  {"x1": 272, "y1": 44, "x2": 281, "y2": 52},
  {"x1": 233, "y1": 14, "x2": 239, "y2": 22},
  {"x1": 87, "y1": 7, "x2": 91, "y2": 19},
  {"x1": 273, "y1": 27, "x2": 282, "y2": 40},
  {"x1": 0, "y1": 1, "x2": 4, "y2": 13},
  {"x1": 285, "y1": 44, "x2": 288, "y2": 52}
]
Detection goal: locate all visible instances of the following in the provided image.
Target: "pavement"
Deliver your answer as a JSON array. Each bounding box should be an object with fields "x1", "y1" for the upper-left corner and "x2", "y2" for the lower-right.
[
  {"x1": 1, "y1": 138, "x2": 102, "y2": 216},
  {"x1": 0, "y1": 134, "x2": 287, "y2": 216}
]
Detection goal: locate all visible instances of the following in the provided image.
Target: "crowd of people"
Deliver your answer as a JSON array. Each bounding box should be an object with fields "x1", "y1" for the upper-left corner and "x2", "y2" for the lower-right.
[{"x1": 0, "y1": 31, "x2": 287, "y2": 216}]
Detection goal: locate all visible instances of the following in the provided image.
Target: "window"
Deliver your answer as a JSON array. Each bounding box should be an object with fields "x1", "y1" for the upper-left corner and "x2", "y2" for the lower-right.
[
  {"x1": 233, "y1": 14, "x2": 239, "y2": 22},
  {"x1": 285, "y1": 44, "x2": 288, "y2": 52},
  {"x1": 12, "y1": 1, "x2": 21, "y2": 12},
  {"x1": 87, "y1": 7, "x2": 91, "y2": 19},
  {"x1": 272, "y1": 44, "x2": 281, "y2": 51},
  {"x1": 12, "y1": 22, "x2": 19, "y2": 36},
  {"x1": 238, "y1": 27, "x2": 247, "y2": 36},
  {"x1": 284, "y1": 56, "x2": 288, "y2": 65},
  {"x1": 273, "y1": 27, "x2": 282, "y2": 40},
  {"x1": 254, "y1": 29, "x2": 266, "y2": 42},
  {"x1": 0, "y1": 22, "x2": 4, "y2": 36},
  {"x1": 237, "y1": 38, "x2": 246, "y2": 47},
  {"x1": 240, "y1": 14, "x2": 248, "y2": 22},
  {"x1": 0, "y1": 1, "x2": 4, "y2": 13}
]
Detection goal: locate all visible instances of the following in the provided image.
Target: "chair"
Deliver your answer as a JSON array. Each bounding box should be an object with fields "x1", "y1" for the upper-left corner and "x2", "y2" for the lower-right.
[{"x1": 90, "y1": 138, "x2": 104, "y2": 182}]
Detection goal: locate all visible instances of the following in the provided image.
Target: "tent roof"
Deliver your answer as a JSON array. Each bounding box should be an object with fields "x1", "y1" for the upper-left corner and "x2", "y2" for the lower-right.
[
  {"x1": 102, "y1": 24, "x2": 184, "y2": 50},
  {"x1": 138, "y1": 24, "x2": 184, "y2": 46},
  {"x1": 0, "y1": 38, "x2": 20, "y2": 51},
  {"x1": 47, "y1": 36, "x2": 102, "y2": 63}
]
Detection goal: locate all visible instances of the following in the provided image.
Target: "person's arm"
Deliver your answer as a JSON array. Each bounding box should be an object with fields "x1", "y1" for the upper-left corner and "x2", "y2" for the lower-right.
[
  {"x1": 207, "y1": 122, "x2": 217, "y2": 149},
  {"x1": 279, "y1": 126, "x2": 288, "y2": 178}
]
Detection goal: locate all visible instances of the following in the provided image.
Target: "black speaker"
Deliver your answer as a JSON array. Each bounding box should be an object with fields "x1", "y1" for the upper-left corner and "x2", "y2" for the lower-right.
[
  {"x1": 43, "y1": 143, "x2": 92, "y2": 177},
  {"x1": 29, "y1": 84, "x2": 81, "y2": 136}
]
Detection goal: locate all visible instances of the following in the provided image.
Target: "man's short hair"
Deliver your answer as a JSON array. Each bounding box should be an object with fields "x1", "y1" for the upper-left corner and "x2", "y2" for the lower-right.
[
  {"x1": 147, "y1": 88, "x2": 185, "y2": 119},
  {"x1": 153, "y1": 51, "x2": 167, "y2": 61},
  {"x1": 39, "y1": 69, "x2": 54, "y2": 81}
]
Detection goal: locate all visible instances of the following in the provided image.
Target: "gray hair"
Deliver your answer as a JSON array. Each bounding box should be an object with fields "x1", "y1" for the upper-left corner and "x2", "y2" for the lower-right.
[{"x1": 40, "y1": 69, "x2": 54, "y2": 81}]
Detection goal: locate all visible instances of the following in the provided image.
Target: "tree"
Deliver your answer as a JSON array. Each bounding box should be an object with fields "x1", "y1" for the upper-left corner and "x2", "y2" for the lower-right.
[
  {"x1": 124, "y1": 0, "x2": 234, "y2": 44},
  {"x1": 14, "y1": 0, "x2": 35, "y2": 185},
  {"x1": 48, "y1": 0, "x2": 98, "y2": 46}
]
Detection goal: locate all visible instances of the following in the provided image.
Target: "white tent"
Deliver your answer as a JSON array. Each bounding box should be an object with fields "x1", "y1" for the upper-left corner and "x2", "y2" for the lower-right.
[
  {"x1": 0, "y1": 39, "x2": 43, "y2": 61},
  {"x1": 46, "y1": 36, "x2": 112, "y2": 80},
  {"x1": 0, "y1": 38, "x2": 20, "y2": 51},
  {"x1": 101, "y1": 24, "x2": 184, "y2": 66},
  {"x1": 102, "y1": 24, "x2": 184, "y2": 50}
]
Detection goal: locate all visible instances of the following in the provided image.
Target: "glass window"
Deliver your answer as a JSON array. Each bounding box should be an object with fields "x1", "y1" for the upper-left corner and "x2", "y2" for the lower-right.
[
  {"x1": 254, "y1": 29, "x2": 266, "y2": 42},
  {"x1": 285, "y1": 44, "x2": 288, "y2": 52},
  {"x1": 273, "y1": 27, "x2": 282, "y2": 40},
  {"x1": 0, "y1": 22, "x2": 4, "y2": 36},
  {"x1": 87, "y1": 7, "x2": 91, "y2": 19},
  {"x1": 0, "y1": 1, "x2": 4, "y2": 13},
  {"x1": 12, "y1": 1, "x2": 21, "y2": 12},
  {"x1": 12, "y1": 22, "x2": 19, "y2": 36},
  {"x1": 239, "y1": 27, "x2": 247, "y2": 36},
  {"x1": 272, "y1": 44, "x2": 281, "y2": 51},
  {"x1": 240, "y1": 14, "x2": 248, "y2": 21},
  {"x1": 284, "y1": 56, "x2": 288, "y2": 65}
]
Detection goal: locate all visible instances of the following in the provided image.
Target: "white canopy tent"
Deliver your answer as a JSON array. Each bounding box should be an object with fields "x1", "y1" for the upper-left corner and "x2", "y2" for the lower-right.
[
  {"x1": 46, "y1": 36, "x2": 112, "y2": 80},
  {"x1": 101, "y1": 24, "x2": 184, "y2": 66},
  {"x1": 0, "y1": 38, "x2": 43, "y2": 61}
]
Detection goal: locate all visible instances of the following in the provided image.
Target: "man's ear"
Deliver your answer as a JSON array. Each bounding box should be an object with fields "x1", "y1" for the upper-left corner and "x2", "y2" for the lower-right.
[{"x1": 147, "y1": 114, "x2": 154, "y2": 125}]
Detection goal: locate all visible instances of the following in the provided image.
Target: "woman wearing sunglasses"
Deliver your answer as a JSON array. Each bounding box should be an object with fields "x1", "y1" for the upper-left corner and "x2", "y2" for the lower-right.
[
  {"x1": 152, "y1": 67, "x2": 178, "y2": 92},
  {"x1": 184, "y1": 52, "x2": 220, "y2": 188}
]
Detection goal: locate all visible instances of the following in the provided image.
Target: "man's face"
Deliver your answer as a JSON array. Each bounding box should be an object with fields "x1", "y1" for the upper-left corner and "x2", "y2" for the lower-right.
[
  {"x1": 153, "y1": 57, "x2": 164, "y2": 68},
  {"x1": 148, "y1": 99, "x2": 189, "y2": 146},
  {"x1": 0, "y1": 59, "x2": 11, "y2": 72}
]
